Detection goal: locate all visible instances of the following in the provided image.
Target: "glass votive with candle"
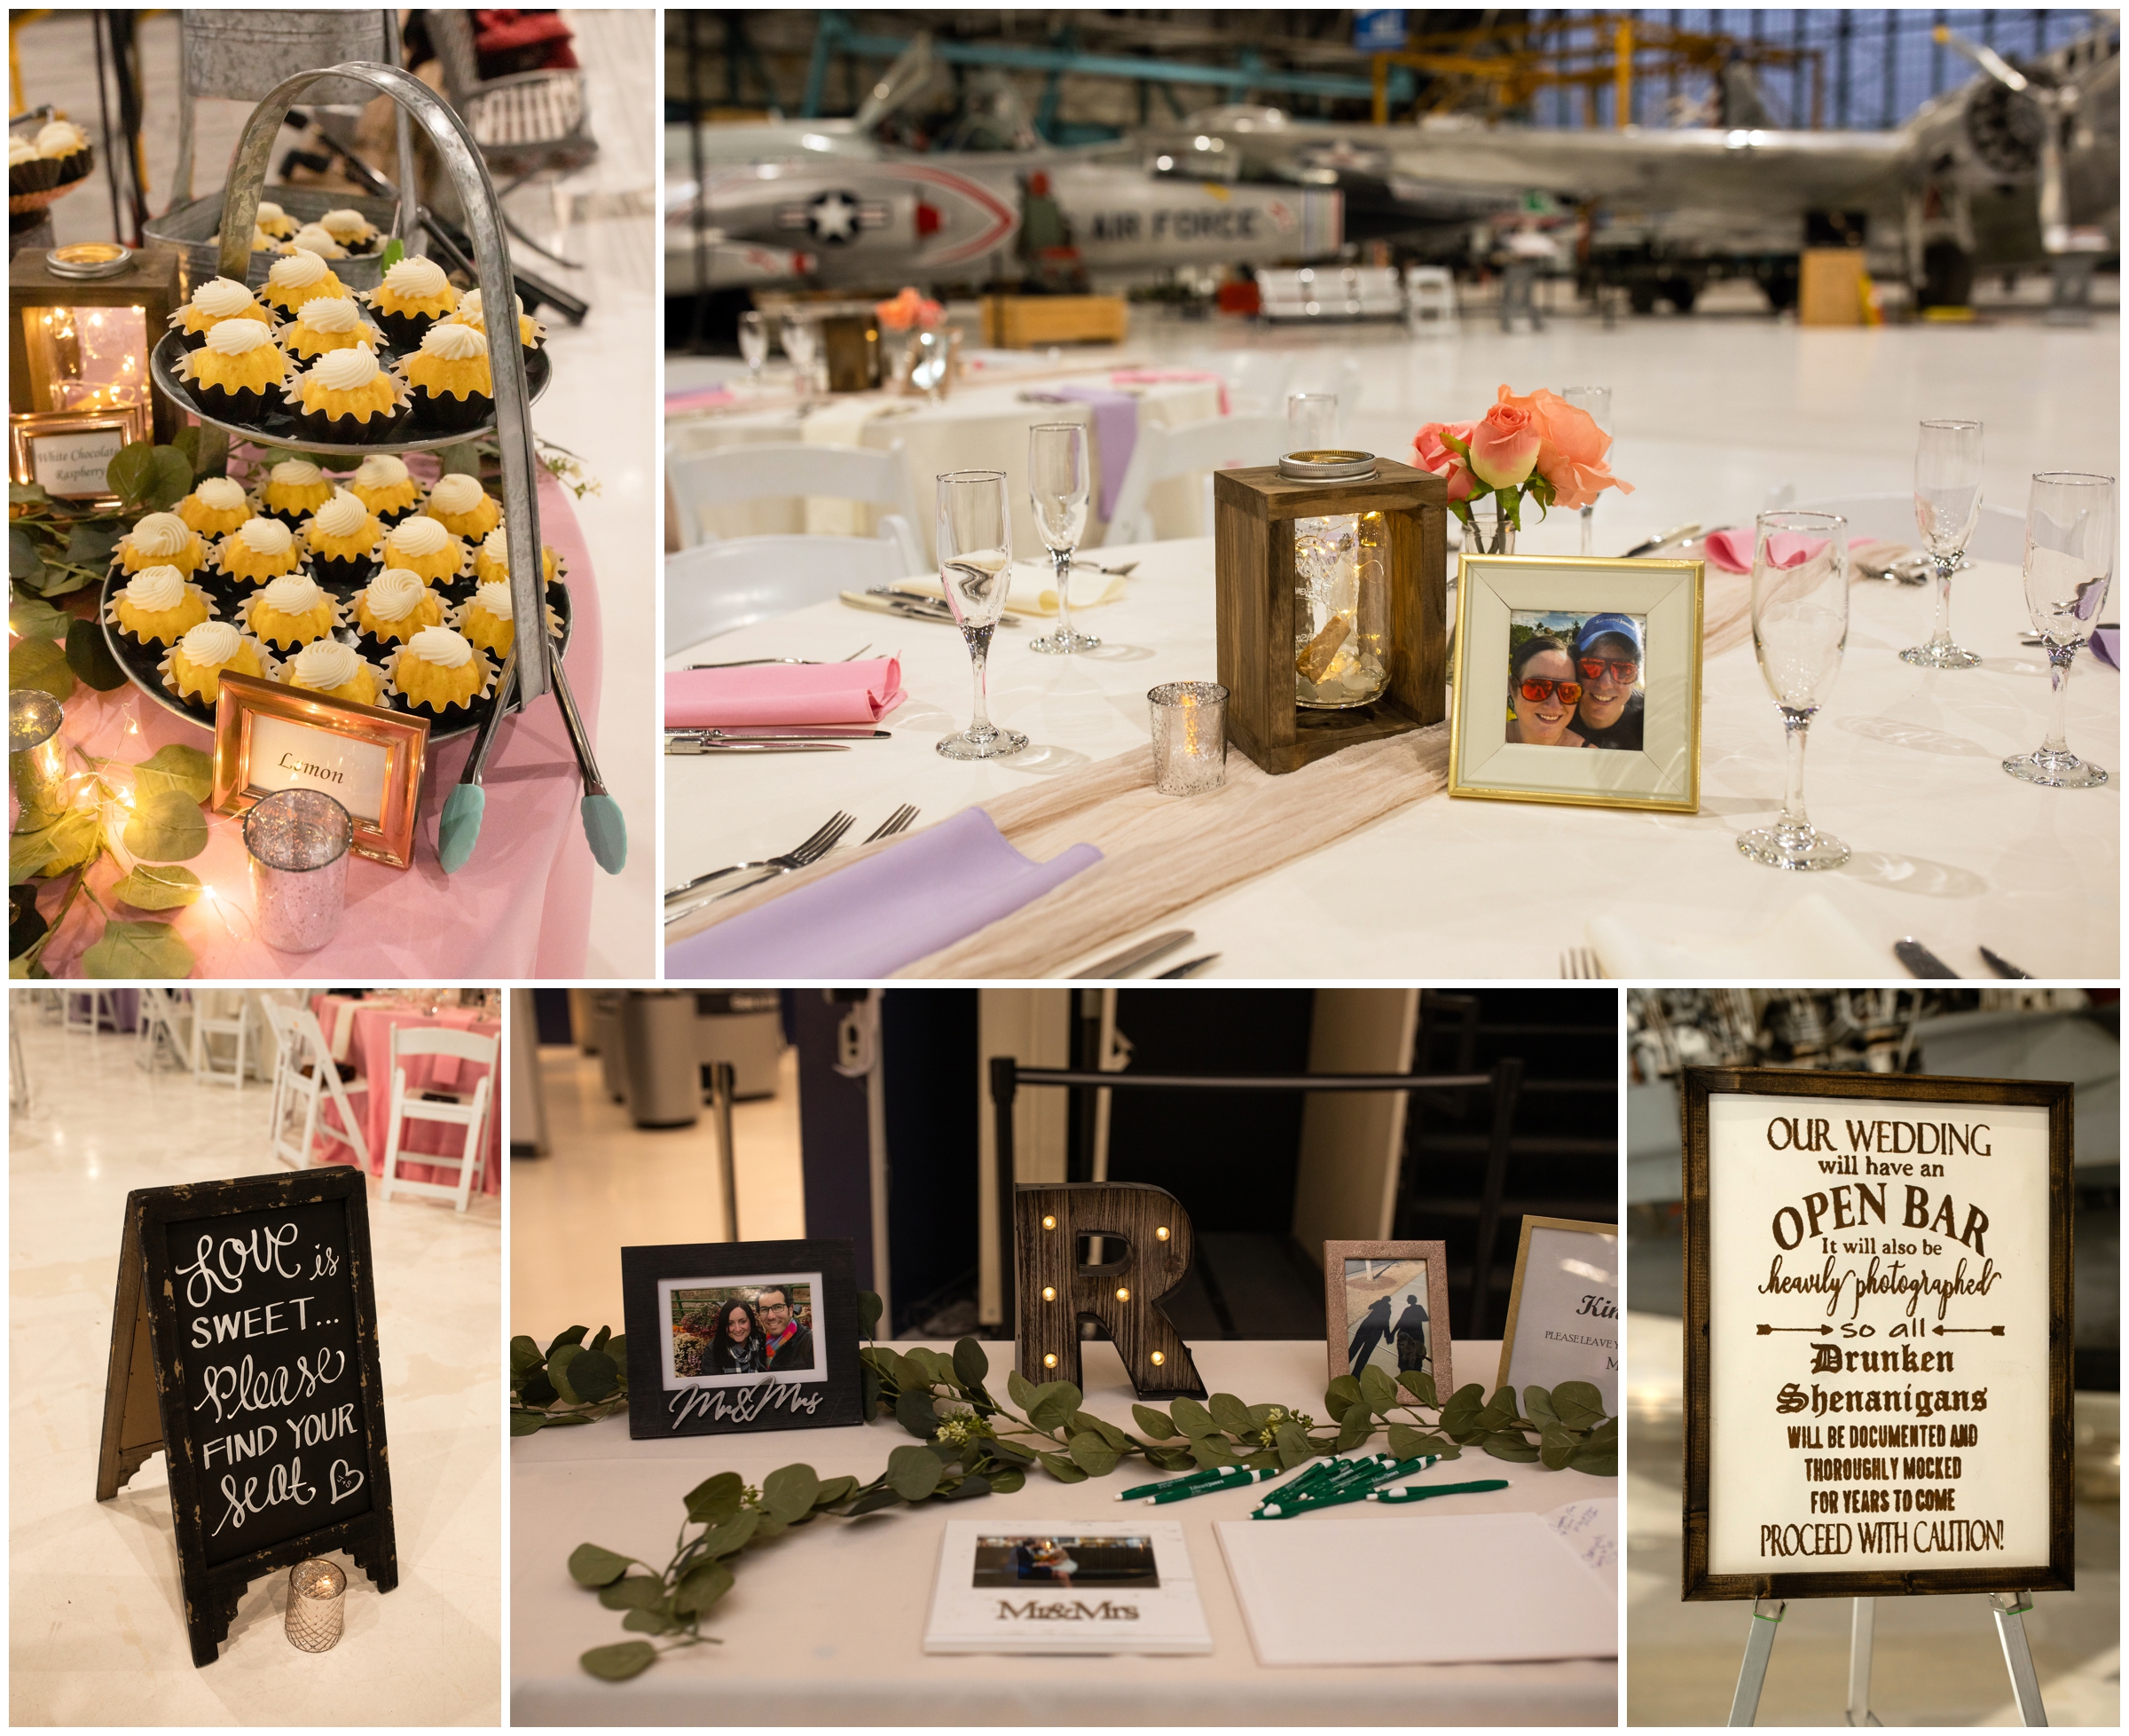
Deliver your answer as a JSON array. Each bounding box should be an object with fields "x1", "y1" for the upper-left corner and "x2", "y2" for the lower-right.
[
  {"x1": 9, "y1": 689, "x2": 67, "y2": 815},
  {"x1": 1148, "y1": 681, "x2": 1229, "y2": 796},
  {"x1": 284, "y1": 1557, "x2": 347, "y2": 1653},
  {"x1": 244, "y1": 789, "x2": 353, "y2": 954}
]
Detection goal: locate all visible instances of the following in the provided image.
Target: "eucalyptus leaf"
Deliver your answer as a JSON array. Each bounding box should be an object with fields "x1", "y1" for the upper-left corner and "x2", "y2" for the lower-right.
[
  {"x1": 1025, "y1": 1380, "x2": 1081, "y2": 1434},
  {"x1": 1146, "y1": 1445, "x2": 1198, "y2": 1473},
  {"x1": 548, "y1": 1324, "x2": 590, "y2": 1357},
  {"x1": 1552, "y1": 1381, "x2": 1606, "y2": 1430},
  {"x1": 1169, "y1": 1396, "x2": 1215, "y2": 1439},
  {"x1": 1068, "y1": 1410, "x2": 1131, "y2": 1452},
  {"x1": 121, "y1": 789, "x2": 208, "y2": 862},
  {"x1": 886, "y1": 1443, "x2": 943, "y2": 1502},
  {"x1": 598, "y1": 1573, "x2": 668, "y2": 1611},
  {"x1": 579, "y1": 1641, "x2": 656, "y2": 1681},
  {"x1": 936, "y1": 1471, "x2": 993, "y2": 1502},
  {"x1": 1005, "y1": 1367, "x2": 1037, "y2": 1410},
  {"x1": 894, "y1": 1386, "x2": 939, "y2": 1439},
  {"x1": 111, "y1": 864, "x2": 204, "y2": 910},
  {"x1": 12, "y1": 809, "x2": 100, "y2": 881},
  {"x1": 986, "y1": 1438, "x2": 1035, "y2": 1465},
  {"x1": 672, "y1": 1559, "x2": 735, "y2": 1614},
  {"x1": 621, "y1": 1605, "x2": 679, "y2": 1635},
  {"x1": 1523, "y1": 1385, "x2": 1559, "y2": 1429},
  {"x1": 1273, "y1": 1419, "x2": 1314, "y2": 1469},
  {"x1": 1131, "y1": 1403, "x2": 1178, "y2": 1441},
  {"x1": 1539, "y1": 1426, "x2": 1578, "y2": 1471},
  {"x1": 1586, "y1": 1416, "x2": 1619, "y2": 1448},
  {"x1": 751, "y1": 1514, "x2": 787, "y2": 1543},
  {"x1": 11, "y1": 633, "x2": 75, "y2": 702},
  {"x1": 510, "y1": 1335, "x2": 544, "y2": 1374},
  {"x1": 860, "y1": 1363, "x2": 882, "y2": 1418},
  {"x1": 1324, "y1": 1373, "x2": 1361, "y2": 1422},
  {"x1": 1240, "y1": 1448, "x2": 1280, "y2": 1472},
  {"x1": 10, "y1": 523, "x2": 46, "y2": 585},
  {"x1": 64, "y1": 521, "x2": 123, "y2": 570},
  {"x1": 812, "y1": 1474, "x2": 859, "y2": 1507},
  {"x1": 567, "y1": 1543, "x2": 634, "y2": 1587},
  {"x1": 1189, "y1": 1434, "x2": 1237, "y2": 1472},
  {"x1": 105, "y1": 441, "x2": 155, "y2": 506},
  {"x1": 951, "y1": 1337, "x2": 989, "y2": 1388},
  {"x1": 1481, "y1": 1431, "x2": 1542, "y2": 1464},
  {"x1": 762, "y1": 1464, "x2": 820, "y2": 1522},
  {"x1": 1395, "y1": 1368, "x2": 1439, "y2": 1408},
  {"x1": 81, "y1": 919, "x2": 192, "y2": 979},
  {"x1": 1065, "y1": 1430, "x2": 1120, "y2": 1477},
  {"x1": 547, "y1": 1342, "x2": 584, "y2": 1405},
  {"x1": 987, "y1": 1465, "x2": 1025, "y2": 1495},
  {"x1": 1208, "y1": 1391, "x2": 1253, "y2": 1435},
  {"x1": 844, "y1": 1483, "x2": 903, "y2": 1518},
  {"x1": 516, "y1": 1369, "x2": 557, "y2": 1408},
  {"x1": 696, "y1": 1509, "x2": 759, "y2": 1558},
  {"x1": 1336, "y1": 1404, "x2": 1375, "y2": 1452},
  {"x1": 568, "y1": 1347, "x2": 618, "y2": 1403},
  {"x1": 1387, "y1": 1423, "x2": 1455, "y2": 1461},
  {"x1": 8, "y1": 595, "x2": 69, "y2": 642},
  {"x1": 1035, "y1": 1449, "x2": 1088, "y2": 1484},
  {"x1": 1570, "y1": 1447, "x2": 1617, "y2": 1477},
  {"x1": 509, "y1": 1410, "x2": 546, "y2": 1435},
  {"x1": 683, "y1": 1472, "x2": 746, "y2": 1525},
  {"x1": 1477, "y1": 1386, "x2": 1520, "y2": 1431},
  {"x1": 589, "y1": 1325, "x2": 611, "y2": 1358},
  {"x1": 1358, "y1": 1364, "x2": 1399, "y2": 1415}
]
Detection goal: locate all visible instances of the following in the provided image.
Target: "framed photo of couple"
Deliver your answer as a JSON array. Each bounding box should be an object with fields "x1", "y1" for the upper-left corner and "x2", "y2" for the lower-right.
[
  {"x1": 1448, "y1": 553, "x2": 1705, "y2": 813},
  {"x1": 1324, "y1": 1239, "x2": 1455, "y2": 1395}
]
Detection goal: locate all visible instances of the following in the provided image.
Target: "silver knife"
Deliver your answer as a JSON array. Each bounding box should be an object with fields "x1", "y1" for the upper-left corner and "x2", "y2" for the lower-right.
[
  {"x1": 1070, "y1": 930, "x2": 1192, "y2": 979},
  {"x1": 844, "y1": 587, "x2": 1024, "y2": 629},
  {"x1": 1619, "y1": 522, "x2": 1701, "y2": 559},
  {"x1": 666, "y1": 727, "x2": 891, "y2": 740},
  {"x1": 1894, "y1": 938, "x2": 1960, "y2": 979},
  {"x1": 1979, "y1": 945, "x2": 2032, "y2": 980},
  {"x1": 1155, "y1": 953, "x2": 1220, "y2": 979},
  {"x1": 665, "y1": 740, "x2": 852, "y2": 755}
]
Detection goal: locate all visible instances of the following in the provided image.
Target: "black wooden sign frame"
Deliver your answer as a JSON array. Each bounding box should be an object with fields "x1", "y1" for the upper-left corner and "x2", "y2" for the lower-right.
[
  {"x1": 621, "y1": 1237, "x2": 862, "y2": 1439},
  {"x1": 94, "y1": 1166, "x2": 397, "y2": 1666},
  {"x1": 1681, "y1": 1066, "x2": 2074, "y2": 1603}
]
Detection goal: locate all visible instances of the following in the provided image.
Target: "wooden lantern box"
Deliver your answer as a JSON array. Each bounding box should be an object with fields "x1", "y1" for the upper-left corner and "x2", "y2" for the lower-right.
[
  {"x1": 9, "y1": 242, "x2": 184, "y2": 445},
  {"x1": 1214, "y1": 456, "x2": 1448, "y2": 774}
]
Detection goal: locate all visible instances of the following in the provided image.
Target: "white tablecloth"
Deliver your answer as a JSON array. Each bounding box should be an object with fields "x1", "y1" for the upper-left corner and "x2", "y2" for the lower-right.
[
  {"x1": 664, "y1": 535, "x2": 2118, "y2": 980},
  {"x1": 667, "y1": 373, "x2": 1223, "y2": 557},
  {"x1": 509, "y1": 1338, "x2": 1615, "y2": 1726}
]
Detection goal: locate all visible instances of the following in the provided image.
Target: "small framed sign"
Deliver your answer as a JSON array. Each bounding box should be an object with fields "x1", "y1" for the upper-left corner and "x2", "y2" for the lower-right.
[
  {"x1": 1324, "y1": 1239, "x2": 1454, "y2": 1396},
  {"x1": 9, "y1": 405, "x2": 150, "y2": 505},
  {"x1": 620, "y1": 1237, "x2": 862, "y2": 1439},
  {"x1": 211, "y1": 672, "x2": 428, "y2": 869},
  {"x1": 1449, "y1": 553, "x2": 1704, "y2": 813},
  {"x1": 1682, "y1": 1066, "x2": 2074, "y2": 1602},
  {"x1": 1496, "y1": 1216, "x2": 1618, "y2": 1412},
  {"x1": 93, "y1": 1165, "x2": 397, "y2": 1667}
]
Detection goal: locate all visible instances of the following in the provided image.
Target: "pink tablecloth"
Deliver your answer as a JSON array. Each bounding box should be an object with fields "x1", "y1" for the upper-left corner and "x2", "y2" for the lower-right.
[
  {"x1": 35, "y1": 463, "x2": 603, "y2": 978},
  {"x1": 310, "y1": 996, "x2": 502, "y2": 1196}
]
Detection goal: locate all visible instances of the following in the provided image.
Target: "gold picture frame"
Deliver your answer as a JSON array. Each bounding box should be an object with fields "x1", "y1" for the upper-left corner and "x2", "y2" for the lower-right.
[
  {"x1": 1494, "y1": 1214, "x2": 1618, "y2": 1411},
  {"x1": 210, "y1": 672, "x2": 428, "y2": 869},
  {"x1": 1323, "y1": 1238, "x2": 1454, "y2": 1397},
  {"x1": 1448, "y1": 551, "x2": 1704, "y2": 813},
  {"x1": 8, "y1": 405, "x2": 151, "y2": 506}
]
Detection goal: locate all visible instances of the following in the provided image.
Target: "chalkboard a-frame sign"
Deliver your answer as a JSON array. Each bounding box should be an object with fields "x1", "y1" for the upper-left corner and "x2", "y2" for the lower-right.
[
  {"x1": 94, "y1": 1166, "x2": 397, "y2": 1666},
  {"x1": 1681, "y1": 1066, "x2": 2073, "y2": 1605}
]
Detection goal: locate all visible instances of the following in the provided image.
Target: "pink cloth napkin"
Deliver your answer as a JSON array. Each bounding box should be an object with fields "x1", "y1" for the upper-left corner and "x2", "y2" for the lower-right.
[
  {"x1": 665, "y1": 386, "x2": 738, "y2": 416},
  {"x1": 664, "y1": 656, "x2": 906, "y2": 729},
  {"x1": 1108, "y1": 368, "x2": 1231, "y2": 416},
  {"x1": 1704, "y1": 528, "x2": 1830, "y2": 574}
]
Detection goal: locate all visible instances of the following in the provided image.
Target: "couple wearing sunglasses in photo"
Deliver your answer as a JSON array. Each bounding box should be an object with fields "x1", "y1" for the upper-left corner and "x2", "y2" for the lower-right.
[{"x1": 1506, "y1": 614, "x2": 1646, "y2": 751}]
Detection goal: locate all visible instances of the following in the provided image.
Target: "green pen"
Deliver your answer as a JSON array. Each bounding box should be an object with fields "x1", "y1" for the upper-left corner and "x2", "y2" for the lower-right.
[
  {"x1": 1257, "y1": 1482, "x2": 1379, "y2": 1519},
  {"x1": 1144, "y1": 1465, "x2": 1283, "y2": 1504},
  {"x1": 1299, "y1": 1453, "x2": 1400, "y2": 1498},
  {"x1": 1368, "y1": 1478, "x2": 1511, "y2": 1504},
  {"x1": 1114, "y1": 1465, "x2": 1238, "y2": 1501},
  {"x1": 1249, "y1": 1456, "x2": 1344, "y2": 1512}
]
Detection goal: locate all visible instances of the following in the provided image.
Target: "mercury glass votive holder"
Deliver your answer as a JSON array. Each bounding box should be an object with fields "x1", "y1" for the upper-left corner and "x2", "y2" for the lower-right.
[
  {"x1": 244, "y1": 789, "x2": 353, "y2": 954},
  {"x1": 285, "y1": 1557, "x2": 347, "y2": 1653},
  {"x1": 1148, "y1": 681, "x2": 1229, "y2": 797},
  {"x1": 9, "y1": 689, "x2": 67, "y2": 814}
]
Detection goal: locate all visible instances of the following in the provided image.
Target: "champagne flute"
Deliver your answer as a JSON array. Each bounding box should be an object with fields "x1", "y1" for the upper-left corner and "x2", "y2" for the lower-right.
[
  {"x1": 1027, "y1": 423, "x2": 1097, "y2": 655},
  {"x1": 1737, "y1": 510, "x2": 1852, "y2": 871},
  {"x1": 1561, "y1": 386, "x2": 1612, "y2": 555},
  {"x1": 781, "y1": 311, "x2": 817, "y2": 395},
  {"x1": 2004, "y1": 470, "x2": 2115, "y2": 788},
  {"x1": 737, "y1": 310, "x2": 768, "y2": 381},
  {"x1": 935, "y1": 470, "x2": 1028, "y2": 760},
  {"x1": 1902, "y1": 419, "x2": 1984, "y2": 668}
]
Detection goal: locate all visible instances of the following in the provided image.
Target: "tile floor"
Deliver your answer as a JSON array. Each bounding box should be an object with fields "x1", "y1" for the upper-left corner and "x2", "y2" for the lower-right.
[{"x1": 7, "y1": 1002, "x2": 501, "y2": 1724}]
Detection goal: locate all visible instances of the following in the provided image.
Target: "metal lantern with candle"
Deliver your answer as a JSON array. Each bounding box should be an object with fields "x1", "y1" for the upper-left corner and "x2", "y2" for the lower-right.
[
  {"x1": 8, "y1": 242, "x2": 183, "y2": 457},
  {"x1": 1214, "y1": 451, "x2": 1448, "y2": 774}
]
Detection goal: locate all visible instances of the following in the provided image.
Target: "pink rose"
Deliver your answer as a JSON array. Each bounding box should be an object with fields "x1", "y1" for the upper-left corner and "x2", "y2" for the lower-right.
[
  {"x1": 1466, "y1": 397, "x2": 1542, "y2": 490},
  {"x1": 1411, "y1": 420, "x2": 1478, "y2": 504},
  {"x1": 1520, "y1": 387, "x2": 1635, "y2": 510}
]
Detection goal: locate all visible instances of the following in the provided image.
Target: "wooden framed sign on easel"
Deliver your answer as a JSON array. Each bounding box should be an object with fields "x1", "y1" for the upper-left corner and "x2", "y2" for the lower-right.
[
  {"x1": 94, "y1": 1166, "x2": 397, "y2": 1667},
  {"x1": 1680, "y1": 1067, "x2": 2074, "y2": 1726}
]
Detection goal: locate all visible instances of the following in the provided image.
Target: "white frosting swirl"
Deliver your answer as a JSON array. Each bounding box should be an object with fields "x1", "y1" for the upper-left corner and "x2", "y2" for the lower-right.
[
  {"x1": 255, "y1": 200, "x2": 287, "y2": 225},
  {"x1": 310, "y1": 491, "x2": 370, "y2": 539},
  {"x1": 419, "y1": 321, "x2": 487, "y2": 362},
  {"x1": 191, "y1": 277, "x2": 253, "y2": 318},
  {"x1": 354, "y1": 454, "x2": 411, "y2": 489},
  {"x1": 35, "y1": 121, "x2": 84, "y2": 156},
  {"x1": 259, "y1": 573, "x2": 324, "y2": 614},
  {"x1": 469, "y1": 581, "x2": 515, "y2": 622},
  {"x1": 320, "y1": 208, "x2": 369, "y2": 236},
  {"x1": 287, "y1": 224, "x2": 348, "y2": 260},
  {"x1": 237, "y1": 516, "x2": 295, "y2": 555},
  {"x1": 124, "y1": 566, "x2": 188, "y2": 611},
  {"x1": 291, "y1": 639, "x2": 361, "y2": 689},
  {"x1": 178, "y1": 622, "x2": 240, "y2": 664},
  {"x1": 270, "y1": 460, "x2": 323, "y2": 488},
  {"x1": 381, "y1": 256, "x2": 448, "y2": 298},
  {"x1": 296, "y1": 295, "x2": 363, "y2": 334},
  {"x1": 457, "y1": 288, "x2": 523, "y2": 321},
  {"x1": 311, "y1": 346, "x2": 381, "y2": 392},
  {"x1": 364, "y1": 569, "x2": 428, "y2": 621},
  {"x1": 480, "y1": 527, "x2": 511, "y2": 567},
  {"x1": 428, "y1": 474, "x2": 485, "y2": 515},
  {"x1": 9, "y1": 137, "x2": 37, "y2": 167},
  {"x1": 126, "y1": 514, "x2": 191, "y2": 557},
  {"x1": 267, "y1": 248, "x2": 330, "y2": 288},
  {"x1": 205, "y1": 317, "x2": 274, "y2": 356},
  {"x1": 407, "y1": 624, "x2": 473, "y2": 670},
  {"x1": 386, "y1": 515, "x2": 449, "y2": 559},
  {"x1": 194, "y1": 477, "x2": 246, "y2": 511}
]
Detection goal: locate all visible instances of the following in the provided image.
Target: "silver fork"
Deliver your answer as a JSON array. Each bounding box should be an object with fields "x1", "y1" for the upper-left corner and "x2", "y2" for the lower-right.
[
  {"x1": 863, "y1": 804, "x2": 920, "y2": 844},
  {"x1": 1559, "y1": 946, "x2": 1603, "y2": 980},
  {"x1": 664, "y1": 812, "x2": 855, "y2": 907}
]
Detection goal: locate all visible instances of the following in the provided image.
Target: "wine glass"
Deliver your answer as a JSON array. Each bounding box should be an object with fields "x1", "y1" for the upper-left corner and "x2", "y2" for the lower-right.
[
  {"x1": 1737, "y1": 510, "x2": 1851, "y2": 871},
  {"x1": 934, "y1": 470, "x2": 1028, "y2": 760},
  {"x1": 1902, "y1": 419, "x2": 1984, "y2": 668},
  {"x1": 737, "y1": 310, "x2": 768, "y2": 381},
  {"x1": 1286, "y1": 391, "x2": 1339, "y2": 452},
  {"x1": 1027, "y1": 423, "x2": 1096, "y2": 655},
  {"x1": 780, "y1": 311, "x2": 817, "y2": 394},
  {"x1": 1561, "y1": 386, "x2": 1612, "y2": 555},
  {"x1": 2004, "y1": 471, "x2": 2115, "y2": 788}
]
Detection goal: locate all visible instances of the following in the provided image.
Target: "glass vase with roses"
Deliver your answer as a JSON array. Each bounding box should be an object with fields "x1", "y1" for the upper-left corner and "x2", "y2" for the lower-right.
[{"x1": 1414, "y1": 386, "x2": 1633, "y2": 554}]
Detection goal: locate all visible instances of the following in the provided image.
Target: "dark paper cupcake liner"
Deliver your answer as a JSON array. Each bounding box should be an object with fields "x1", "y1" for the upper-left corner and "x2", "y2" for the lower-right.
[
  {"x1": 410, "y1": 386, "x2": 493, "y2": 434},
  {"x1": 297, "y1": 401, "x2": 412, "y2": 444},
  {"x1": 371, "y1": 307, "x2": 442, "y2": 350}
]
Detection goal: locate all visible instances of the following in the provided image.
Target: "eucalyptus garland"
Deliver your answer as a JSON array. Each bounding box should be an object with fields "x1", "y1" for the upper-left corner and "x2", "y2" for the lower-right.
[{"x1": 554, "y1": 1294, "x2": 1616, "y2": 1681}]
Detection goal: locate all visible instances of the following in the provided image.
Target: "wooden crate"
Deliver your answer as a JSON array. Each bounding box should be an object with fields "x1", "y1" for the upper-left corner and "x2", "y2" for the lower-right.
[
  {"x1": 980, "y1": 294, "x2": 1129, "y2": 349},
  {"x1": 1798, "y1": 248, "x2": 1867, "y2": 326}
]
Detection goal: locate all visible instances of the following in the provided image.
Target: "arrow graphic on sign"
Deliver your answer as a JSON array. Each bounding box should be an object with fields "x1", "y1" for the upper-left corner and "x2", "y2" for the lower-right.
[
  {"x1": 1933, "y1": 1324, "x2": 2006, "y2": 1335},
  {"x1": 1756, "y1": 1324, "x2": 1830, "y2": 1333}
]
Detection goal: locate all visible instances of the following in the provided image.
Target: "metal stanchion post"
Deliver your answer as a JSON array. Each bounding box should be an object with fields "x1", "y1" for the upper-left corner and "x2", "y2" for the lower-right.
[
  {"x1": 1728, "y1": 1598, "x2": 1787, "y2": 1726},
  {"x1": 1845, "y1": 1597, "x2": 1882, "y2": 1726},
  {"x1": 710, "y1": 1061, "x2": 739, "y2": 1242},
  {"x1": 1990, "y1": 1591, "x2": 2048, "y2": 1727}
]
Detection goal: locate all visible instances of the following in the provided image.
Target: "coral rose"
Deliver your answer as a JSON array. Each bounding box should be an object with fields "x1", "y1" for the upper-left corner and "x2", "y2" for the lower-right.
[
  {"x1": 1465, "y1": 396, "x2": 1542, "y2": 490},
  {"x1": 1411, "y1": 420, "x2": 1478, "y2": 504},
  {"x1": 1516, "y1": 386, "x2": 1635, "y2": 510}
]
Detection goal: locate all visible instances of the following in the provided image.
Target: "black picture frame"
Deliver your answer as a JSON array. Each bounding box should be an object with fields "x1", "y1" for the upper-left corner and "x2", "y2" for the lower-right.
[
  {"x1": 94, "y1": 1165, "x2": 397, "y2": 1667},
  {"x1": 1680, "y1": 1066, "x2": 2074, "y2": 1603},
  {"x1": 620, "y1": 1238, "x2": 862, "y2": 1439}
]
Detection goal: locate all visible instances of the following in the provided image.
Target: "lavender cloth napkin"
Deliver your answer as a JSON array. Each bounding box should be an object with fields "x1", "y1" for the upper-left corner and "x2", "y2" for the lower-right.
[
  {"x1": 2093, "y1": 627, "x2": 2120, "y2": 670},
  {"x1": 1044, "y1": 384, "x2": 1139, "y2": 520},
  {"x1": 665, "y1": 807, "x2": 1103, "y2": 978}
]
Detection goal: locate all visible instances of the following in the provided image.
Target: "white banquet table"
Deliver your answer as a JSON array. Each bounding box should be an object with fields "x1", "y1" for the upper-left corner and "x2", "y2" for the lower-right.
[
  {"x1": 664, "y1": 536, "x2": 2118, "y2": 981},
  {"x1": 509, "y1": 1338, "x2": 1615, "y2": 1726}
]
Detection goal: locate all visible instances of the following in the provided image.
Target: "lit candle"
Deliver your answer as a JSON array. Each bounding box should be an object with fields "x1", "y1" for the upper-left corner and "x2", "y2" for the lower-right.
[
  {"x1": 9, "y1": 689, "x2": 67, "y2": 815},
  {"x1": 1147, "y1": 681, "x2": 1229, "y2": 797},
  {"x1": 243, "y1": 789, "x2": 354, "y2": 954},
  {"x1": 284, "y1": 1556, "x2": 347, "y2": 1653}
]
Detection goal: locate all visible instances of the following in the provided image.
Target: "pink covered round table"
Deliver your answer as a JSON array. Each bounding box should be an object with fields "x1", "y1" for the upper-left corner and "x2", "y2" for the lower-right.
[{"x1": 310, "y1": 995, "x2": 502, "y2": 1197}]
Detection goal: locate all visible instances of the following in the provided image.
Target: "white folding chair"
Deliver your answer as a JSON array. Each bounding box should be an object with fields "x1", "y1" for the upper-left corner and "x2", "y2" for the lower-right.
[
  {"x1": 136, "y1": 987, "x2": 194, "y2": 1072},
  {"x1": 59, "y1": 990, "x2": 117, "y2": 1036},
  {"x1": 1101, "y1": 413, "x2": 1289, "y2": 546},
  {"x1": 260, "y1": 1000, "x2": 371, "y2": 1173},
  {"x1": 666, "y1": 439, "x2": 923, "y2": 570},
  {"x1": 1208, "y1": 350, "x2": 1292, "y2": 416},
  {"x1": 1404, "y1": 265, "x2": 1460, "y2": 336},
  {"x1": 191, "y1": 989, "x2": 252, "y2": 1089},
  {"x1": 1792, "y1": 492, "x2": 2027, "y2": 564},
  {"x1": 665, "y1": 530, "x2": 912, "y2": 652},
  {"x1": 381, "y1": 1025, "x2": 498, "y2": 1214}
]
